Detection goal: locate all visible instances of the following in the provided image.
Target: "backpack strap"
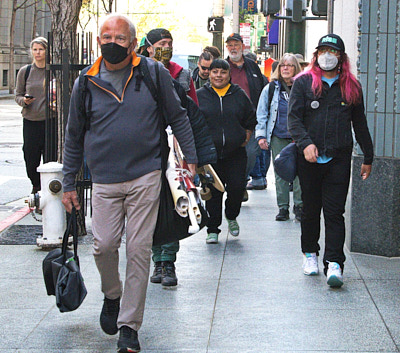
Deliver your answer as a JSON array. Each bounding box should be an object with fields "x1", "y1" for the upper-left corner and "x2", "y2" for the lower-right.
[
  {"x1": 77, "y1": 65, "x2": 92, "y2": 130},
  {"x1": 24, "y1": 64, "x2": 32, "y2": 91},
  {"x1": 267, "y1": 81, "x2": 275, "y2": 111},
  {"x1": 138, "y1": 55, "x2": 159, "y2": 103},
  {"x1": 137, "y1": 56, "x2": 167, "y2": 128}
]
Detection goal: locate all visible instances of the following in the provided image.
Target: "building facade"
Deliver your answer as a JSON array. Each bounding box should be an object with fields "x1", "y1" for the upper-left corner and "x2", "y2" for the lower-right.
[{"x1": 0, "y1": 0, "x2": 51, "y2": 90}]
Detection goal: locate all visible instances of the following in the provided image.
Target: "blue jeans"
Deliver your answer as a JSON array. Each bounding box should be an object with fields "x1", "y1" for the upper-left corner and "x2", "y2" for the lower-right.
[{"x1": 250, "y1": 149, "x2": 271, "y2": 180}]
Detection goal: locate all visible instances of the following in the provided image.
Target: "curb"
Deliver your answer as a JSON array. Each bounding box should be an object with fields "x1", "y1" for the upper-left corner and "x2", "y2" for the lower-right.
[{"x1": 0, "y1": 95, "x2": 14, "y2": 100}]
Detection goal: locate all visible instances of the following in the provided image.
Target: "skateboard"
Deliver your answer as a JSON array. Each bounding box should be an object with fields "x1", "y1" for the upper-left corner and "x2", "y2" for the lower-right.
[{"x1": 196, "y1": 164, "x2": 225, "y2": 201}]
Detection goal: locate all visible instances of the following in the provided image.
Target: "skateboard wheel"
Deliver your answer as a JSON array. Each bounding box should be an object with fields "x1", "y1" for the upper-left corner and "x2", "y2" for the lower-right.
[{"x1": 200, "y1": 187, "x2": 212, "y2": 201}]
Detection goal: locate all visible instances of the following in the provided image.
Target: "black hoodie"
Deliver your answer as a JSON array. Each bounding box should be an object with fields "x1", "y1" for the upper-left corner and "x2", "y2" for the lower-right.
[{"x1": 197, "y1": 82, "x2": 256, "y2": 159}]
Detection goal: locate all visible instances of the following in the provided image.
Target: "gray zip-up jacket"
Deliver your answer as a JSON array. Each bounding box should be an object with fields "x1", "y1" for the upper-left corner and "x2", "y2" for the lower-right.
[{"x1": 63, "y1": 54, "x2": 197, "y2": 192}]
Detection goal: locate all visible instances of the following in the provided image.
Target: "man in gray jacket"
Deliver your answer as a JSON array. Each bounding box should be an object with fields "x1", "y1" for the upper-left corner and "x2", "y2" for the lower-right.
[{"x1": 62, "y1": 14, "x2": 197, "y2": 353}]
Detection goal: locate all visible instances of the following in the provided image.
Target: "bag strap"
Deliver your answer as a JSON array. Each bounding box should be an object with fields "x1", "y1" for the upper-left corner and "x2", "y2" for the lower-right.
[
  {"x1": 267, "y1": 81, "x2": 275, "y2": 111},
  {"x1": 24, "y1": 64, "x2": 32, "y2": 91},
  {"x1": 137, "y1": 57, "x2": 169, "y2": 172},
  {"x1": 61, "y1": 207, "x2": 78, "y2": 262}
]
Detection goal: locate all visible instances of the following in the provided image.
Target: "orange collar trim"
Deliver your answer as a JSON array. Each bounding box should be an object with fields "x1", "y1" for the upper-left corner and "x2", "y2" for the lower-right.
[{"x1": 86, "y1": 52, "x2": 141, "y2": 76}]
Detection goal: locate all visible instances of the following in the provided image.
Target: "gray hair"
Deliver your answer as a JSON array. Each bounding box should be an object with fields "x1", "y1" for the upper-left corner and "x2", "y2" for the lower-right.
[
  {"x1": 99, "y1": 13, "x2": 136, "y2": 40},
  {"x1": 30, "y1": 36, "x2": 48, "y2": 50},
  {"x1": 270, "y1": 53, "x2": 302, "y2": 81}
]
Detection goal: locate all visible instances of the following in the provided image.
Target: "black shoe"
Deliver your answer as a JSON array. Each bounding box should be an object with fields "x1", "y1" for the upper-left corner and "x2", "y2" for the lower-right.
[
  {"x1": 117, "y1": 325, "x2": 141, "y2": 353},
  {"x1": 275, "y1": 208, "x2": 289, "y2": 221},
  {"x1": 161, "y1": 261, "x2": 178, "y2": 287},
  {"x1": 242, "y1": 190, "x2": 249, "y2": 202},
  {"x1": 150, "y1": 261, "x2": 163, "y2": 283},
  {"x1": 100, "y1": 296, "x2": 120, "y2": 335},
  {"x1": 293, "y1": 205, "x2": 303, "y2": 222}
]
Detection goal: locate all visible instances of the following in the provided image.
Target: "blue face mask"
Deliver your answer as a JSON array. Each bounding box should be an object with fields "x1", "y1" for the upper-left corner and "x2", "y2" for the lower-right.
[{"x1": 100, "y1": 42, "x2": 129, "y2": 64}]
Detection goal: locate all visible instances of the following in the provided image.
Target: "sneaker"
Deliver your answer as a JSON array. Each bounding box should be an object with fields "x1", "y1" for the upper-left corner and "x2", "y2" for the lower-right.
[
  {"x1": 150, "y1": 262, "x2": 163, "y2": 283},
  {"x1": 293, "y1": 205, "x2": 303, "y2": 222},
  {"x1": 117, "y1": 325, "x2": 141, "y2": 353},
  {"x1": 303, "y1": 252, "x2": 319, "y2": 275},
  {"x1": 275, "y1": 208, "x2": 289, "y2": 221},
  {"x1": 206, "y1": 233, "x2": 218, "y2": 244},
  {"x1": 226, "y1": 218, "x2": 240, "y2": 236},
  {"x1": 161, "y1": 261, "x2": 178, "y2": 287},
  {"x1": 242, "y1": 190, "x2": 249, "y2": 202},
  {"x1": 327, "y1": 262, "x2": 343, "y2": 287},
  {"x1": 100, "y1": 296, "x2": 120, "y2": 335}
]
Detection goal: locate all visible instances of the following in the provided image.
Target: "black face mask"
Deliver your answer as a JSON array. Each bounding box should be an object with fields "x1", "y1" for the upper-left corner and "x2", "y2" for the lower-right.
[{"x1": 100, "y1": 42, "x2": 129, "y2": 64}]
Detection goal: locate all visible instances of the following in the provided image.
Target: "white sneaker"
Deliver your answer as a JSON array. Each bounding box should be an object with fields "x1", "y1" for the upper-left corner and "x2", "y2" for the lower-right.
[
  {"x1": 327, "y1": 262, "x2": 343, "y2": 287},
  {"x1": 302, "y1": 252, "x2": 319, "y2": 275}
]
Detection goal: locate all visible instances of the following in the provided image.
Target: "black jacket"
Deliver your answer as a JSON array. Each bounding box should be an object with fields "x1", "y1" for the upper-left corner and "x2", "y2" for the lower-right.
[
  {"x1": 197, "y1": 83, "x2": 257, "y2": 159},
  {"x1": 288, "y1": 73, "x2": 373, "y2": 164},
  {"x1": 173, "y1": 80, "x2": 217, "y2": 166},
  {"x1": 227, "y1": 56, "x2": 266, "y2": 108}
]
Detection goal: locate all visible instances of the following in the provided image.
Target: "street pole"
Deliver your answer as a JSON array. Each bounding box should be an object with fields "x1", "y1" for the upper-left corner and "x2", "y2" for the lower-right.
[
  {"x1": 232, "y1": 0, "x2": 239, "y2": 32},
  {"x1": 327, "y1": 0, "x2": 334, "y2": 33},
  {"x1": 213, "y1": 0, "x2": 226, "y2": 56}
]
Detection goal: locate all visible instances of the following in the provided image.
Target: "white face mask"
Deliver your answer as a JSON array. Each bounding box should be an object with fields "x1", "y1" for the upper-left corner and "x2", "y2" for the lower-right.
[{"x1": 317, "y1": 52, "x2": 338, "y2": 71}]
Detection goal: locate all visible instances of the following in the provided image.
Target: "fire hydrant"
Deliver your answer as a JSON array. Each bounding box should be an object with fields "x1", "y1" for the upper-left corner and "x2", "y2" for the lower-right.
[{"x1": 28, "y1": 162, "x2": 66, "y2": 248}]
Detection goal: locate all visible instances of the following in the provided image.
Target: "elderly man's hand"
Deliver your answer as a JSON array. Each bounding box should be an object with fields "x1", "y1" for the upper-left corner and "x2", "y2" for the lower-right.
[{"x1": 62, "y1": 191, "x2": 81, "y2": 213}]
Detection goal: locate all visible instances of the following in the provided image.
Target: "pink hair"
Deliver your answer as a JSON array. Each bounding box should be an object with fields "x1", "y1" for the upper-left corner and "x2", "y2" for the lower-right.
[{"x1": 295, "y1": 50, "x2": 361, "y2": 105}]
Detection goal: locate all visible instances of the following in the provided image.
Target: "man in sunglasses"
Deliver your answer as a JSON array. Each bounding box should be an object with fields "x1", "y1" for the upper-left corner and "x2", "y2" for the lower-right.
[{"x1": 192, "y1": 51, "x2": 213, "y2": 89}]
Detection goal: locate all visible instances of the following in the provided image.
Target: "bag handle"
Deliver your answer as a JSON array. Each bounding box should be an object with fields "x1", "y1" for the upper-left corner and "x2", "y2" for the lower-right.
[{"x1": 61, "y1": 207, "x2": 78, "y2": 263}]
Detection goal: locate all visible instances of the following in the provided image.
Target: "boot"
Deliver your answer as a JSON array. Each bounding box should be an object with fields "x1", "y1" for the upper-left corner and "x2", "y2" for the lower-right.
[
  {"x1": 150, "y1": 261, "x2": 163, "y2": 283},
  {"x1": 161, "y1": 261, "x2": 178, "y2": 287}
]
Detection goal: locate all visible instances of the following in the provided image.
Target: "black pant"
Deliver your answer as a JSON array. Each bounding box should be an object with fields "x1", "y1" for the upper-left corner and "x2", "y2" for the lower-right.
[
  {"x1": 297, "y1": 152, "x2": 352, "y2": 272},
  {"x1": 23, "y1": 119, "x2": 45, "y2": 188},
  {"x1": 206, "y1": 148, "x2": 247, "y2": 234}
]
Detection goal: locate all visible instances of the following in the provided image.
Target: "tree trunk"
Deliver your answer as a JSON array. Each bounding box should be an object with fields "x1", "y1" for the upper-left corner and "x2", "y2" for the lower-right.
[{"x1": 9, "y1": 0, "x2": 17, "y2": 94}]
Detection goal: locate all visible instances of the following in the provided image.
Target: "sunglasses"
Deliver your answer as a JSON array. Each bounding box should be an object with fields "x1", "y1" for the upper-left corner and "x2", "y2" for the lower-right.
[{"x1": 200, "y1": 66, "x2": 211, "y2": 71}]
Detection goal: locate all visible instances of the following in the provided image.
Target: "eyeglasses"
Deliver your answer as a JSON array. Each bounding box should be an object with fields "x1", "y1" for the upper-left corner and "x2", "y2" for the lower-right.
[
  {"x1": 318, "y1": 47, "x2": 339, "y2": 54},
  {"x1": 200, "y1": 66, "x2": 211, "y2": 71},
  {"x1": 280, "y1": 64, "x2": 295, "y2": 69}
]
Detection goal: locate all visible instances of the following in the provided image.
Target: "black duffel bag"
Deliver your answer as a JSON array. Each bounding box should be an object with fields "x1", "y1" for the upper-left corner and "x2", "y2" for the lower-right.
[{"x1": 42, "y1": 207, "x2": 87, "y2": 312}]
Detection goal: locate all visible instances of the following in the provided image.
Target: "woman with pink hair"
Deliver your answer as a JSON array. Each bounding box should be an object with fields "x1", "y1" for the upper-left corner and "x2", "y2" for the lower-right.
[{"x1": 288, "y1": 34, "x2": 374, "y2": 288}]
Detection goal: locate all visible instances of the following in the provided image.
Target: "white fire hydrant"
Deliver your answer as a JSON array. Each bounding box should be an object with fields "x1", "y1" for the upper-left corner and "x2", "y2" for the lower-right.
[{"x1": 28, "y1": 162, "x2": 66, "y2": 248}]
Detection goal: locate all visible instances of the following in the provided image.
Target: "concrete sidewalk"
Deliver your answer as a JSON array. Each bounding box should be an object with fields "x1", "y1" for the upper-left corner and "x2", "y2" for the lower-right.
[{"x1": 0, "y1": 177, "x2": 399, "y2": 352}]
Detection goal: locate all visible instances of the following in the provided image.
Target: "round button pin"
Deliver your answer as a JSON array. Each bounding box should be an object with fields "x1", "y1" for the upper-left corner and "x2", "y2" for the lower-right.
[{"x1": 311, "y1": 100, "x2": 320, "y2": 109}]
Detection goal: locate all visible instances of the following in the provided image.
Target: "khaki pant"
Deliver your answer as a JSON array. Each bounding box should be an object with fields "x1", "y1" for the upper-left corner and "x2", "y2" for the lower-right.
[{"x1": 91, "y1": 170, "x2": 161, "y2": 331}]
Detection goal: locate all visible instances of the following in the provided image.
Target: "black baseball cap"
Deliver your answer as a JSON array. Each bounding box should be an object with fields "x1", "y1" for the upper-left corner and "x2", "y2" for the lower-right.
[
  {"x1": 316, "y1": 34, "x2": 345, "y2": 52},
  {"x1": 226, "y1": 33, "x2": 243, "y2": 43}
]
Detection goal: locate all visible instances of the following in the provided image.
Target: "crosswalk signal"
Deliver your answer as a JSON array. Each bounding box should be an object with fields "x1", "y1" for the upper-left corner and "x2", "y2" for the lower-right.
[
  {"x1": 312, "y1": 0, "x2": 327, "y2": 16},
  {"x1": 261, "y1": 0, "x2": 280, "y2": 16}
]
